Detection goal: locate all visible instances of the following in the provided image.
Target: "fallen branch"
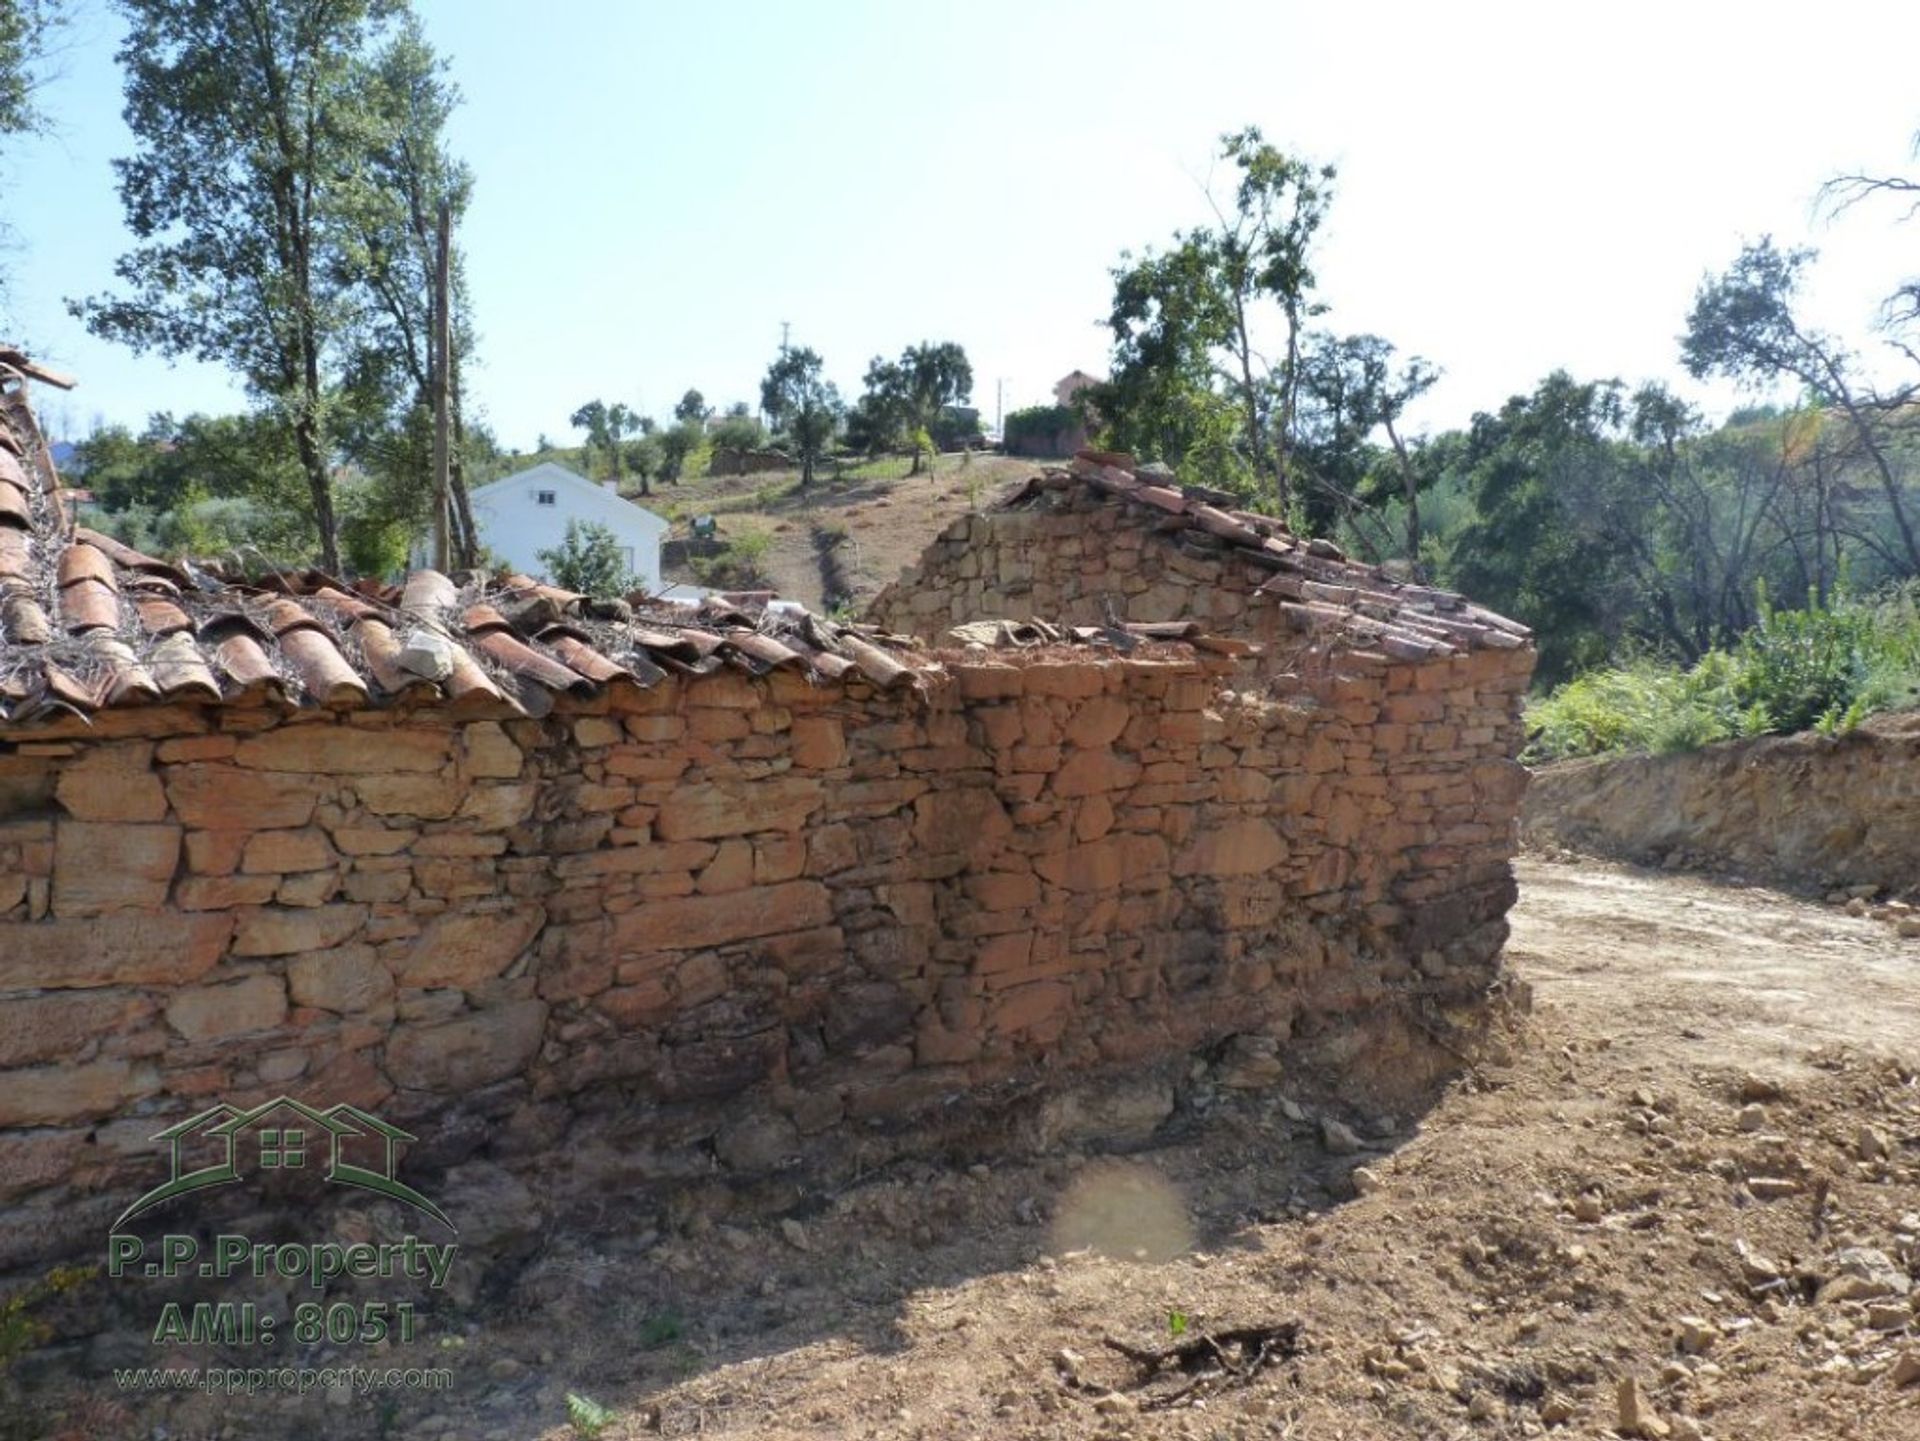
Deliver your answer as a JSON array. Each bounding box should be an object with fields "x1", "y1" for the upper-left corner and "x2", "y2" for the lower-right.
[{"x1": 1102, "y1": 1319, "x2": 1302, "y2": 1385}]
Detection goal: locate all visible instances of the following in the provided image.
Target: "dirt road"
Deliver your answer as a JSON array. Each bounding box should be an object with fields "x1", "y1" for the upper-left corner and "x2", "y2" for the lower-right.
[{"x1": 1511, "y1": 858, "x2": 1920, "y2": 1076}]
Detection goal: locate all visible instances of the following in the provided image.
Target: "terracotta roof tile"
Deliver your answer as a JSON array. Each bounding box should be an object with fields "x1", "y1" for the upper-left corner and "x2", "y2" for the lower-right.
[
  {"x1": 994, "y1": 451, "x2": 1533, "y2": 659},
  {"x1": 59, "y1": 577, "x2": 121, "y2": 633},
  {"x1": 0, "y1": 353, "x2": 1242, "y2": 727},
  {"x1": 0, "y1": 526, "x2": 31, "y2": 584}
]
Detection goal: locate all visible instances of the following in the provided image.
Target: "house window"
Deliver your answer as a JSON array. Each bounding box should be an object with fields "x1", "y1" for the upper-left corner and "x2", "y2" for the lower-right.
[
  {"x1": 535, "y1": 490, "x2": 556, "y2": 506},
  {"x1": 259, "y1": 1128, "x2": 305, "y2": 1169}
]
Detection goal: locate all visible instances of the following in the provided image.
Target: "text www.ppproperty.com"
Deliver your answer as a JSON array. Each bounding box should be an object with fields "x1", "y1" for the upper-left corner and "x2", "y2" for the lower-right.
[{"x1": 113, "y1": 1365, "x2": 453, "y2": 1396}]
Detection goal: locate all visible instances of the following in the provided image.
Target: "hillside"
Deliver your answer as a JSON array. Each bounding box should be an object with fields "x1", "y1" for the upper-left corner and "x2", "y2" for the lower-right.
[{"x1": 630, "y1": 453, "x2": 1038, "y2": 612}]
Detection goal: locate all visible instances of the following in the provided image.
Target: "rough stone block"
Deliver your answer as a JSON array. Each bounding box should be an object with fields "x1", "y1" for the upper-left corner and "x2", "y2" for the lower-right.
[
  {"x1": 288, "y1": 944, "x2": 394, "y2": 1013},
  {"x1": 383, "y1": 999, "x2": 547, "y2": 1093},
  {"x1": 396, "y1": 907, "x2": 545, "y2": 989},
  {"x1": 0, "y1": 989, "x2": 151, "y2": 1068},
  {"x1": 655, "y1": 778, "x2": 823, "y2": 841},
  {"x1": 230, "y1": 903, "x2": 368, "y2": 957},
  {"x1": 55, "y1": 745, "x2": 168, "y2": 822},
  {"x1": 235, "y1": 726, "x2": 448, "y2": 774},
  {"x1": 610, "y1": 880, "x2": 832, "y2": 951},
  {"x1": 0, "y1": 1059, "x2": 156, "y2": 1127},
  {"x1": 53, "y1": 822, "x2": 181, "y2": 916},
  {"x1": 241, "y1": 828, "x2": 335, "y2": 874},
  {"x1": 167, "y1": 766, "x2": 323, "y2": 830},
  {"x1": 165, "y1": 973, "x2": 288, "y2": 1042}
]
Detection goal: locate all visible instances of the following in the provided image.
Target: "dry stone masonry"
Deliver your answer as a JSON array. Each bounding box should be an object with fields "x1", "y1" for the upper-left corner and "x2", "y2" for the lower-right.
[{"x1": 0, "y1": 365, "x2": 1536, "y2": 1280}]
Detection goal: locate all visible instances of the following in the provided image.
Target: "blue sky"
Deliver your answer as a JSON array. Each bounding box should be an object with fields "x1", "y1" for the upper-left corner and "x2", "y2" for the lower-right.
[{"x1": 6, "y1": 0, "x2": 1920, "y2": 451}]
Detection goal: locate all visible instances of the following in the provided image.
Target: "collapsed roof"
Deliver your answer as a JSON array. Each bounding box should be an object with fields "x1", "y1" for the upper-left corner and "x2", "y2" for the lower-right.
[
  {"x1": 999, "y1": 453, "x2": 1532, "y2": 662},
  {"x1": 0, "y1": 358, "x2": 1228, "y2": 726}
]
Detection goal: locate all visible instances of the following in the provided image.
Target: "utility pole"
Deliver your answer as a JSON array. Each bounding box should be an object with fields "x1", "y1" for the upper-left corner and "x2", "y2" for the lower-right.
[
  {"x1": 430, "y1": 197, "x2": 453, "y2": 573},
  {"x1": 996, "y1": 378, "x2": 1005, "y2": 436},
  {"x1": 779, "y1": 320, "x2": 791, "y2": 354}
]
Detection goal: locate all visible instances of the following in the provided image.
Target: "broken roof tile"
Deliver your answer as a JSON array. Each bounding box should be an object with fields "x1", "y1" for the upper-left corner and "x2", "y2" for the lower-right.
[
  {"x1": 991, "y1": 450, "x2": 1533, "y2": 660},
  {"x1": 0, "y1": 351, "x2": 1245, "y2": 729}
]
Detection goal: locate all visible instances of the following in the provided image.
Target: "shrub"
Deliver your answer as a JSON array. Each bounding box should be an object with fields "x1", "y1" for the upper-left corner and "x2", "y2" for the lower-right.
[
  {"x1": 537, "y1": 519, "x2": 637, "y2": 597},
  {"x1": 1525, "y1": 587, "x2": 1920, "y2": 762},
  {"x1": 690, "y1": 522, "x2": 773, "y2": 590}
]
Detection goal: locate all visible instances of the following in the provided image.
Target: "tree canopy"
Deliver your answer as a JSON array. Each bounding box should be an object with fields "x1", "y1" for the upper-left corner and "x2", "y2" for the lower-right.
[
  {"x1": 69, "y1": 0, "x2": 469, "y2": 575},
  {"x1": 1094, "y1": 126, "x2": 1434, "y2": 545},
  {"x1": 760, "y1": 345, "x2": 840, "y2": 487}
]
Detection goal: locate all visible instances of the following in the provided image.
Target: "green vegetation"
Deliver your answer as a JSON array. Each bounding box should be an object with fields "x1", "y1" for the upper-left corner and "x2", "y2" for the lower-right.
[
  {"x1": 1091, "y1": 126, "x2": 1434, "y2": 539},
  {"x1": 690, "y1": 522, "x2": 773, "y2": 590},
  {"x1": 536, "y1": 519, "x2": 636, "y2": 597},
  {"x1": 70, "y1": 0, "x2": 476, "y2": 574},
  {"x1": 1077, "y1": 120, "x2": 1920, "y2": 750},
  {"x1": 0, "y1": 0, "x2": 60, "y2": 144},
  {"x1": 1, "y1": 1265, "x2": 93, "y2": 1377},
  {"x1": 1004, "y1": 403, "x2": 1079, "y2": 453},
  {"x1": 565, "y1": 1391, "x2": 613, "y2": 1437},
  {"x1": 846, "y1": 341, "x2": 976, "y2": 472},
  {"x1": 761, "y1": 346, "x2": 842, "y2": 488},
  {"x1": 1525, "y1": 588, "x2": 1920, "y2": 761}
]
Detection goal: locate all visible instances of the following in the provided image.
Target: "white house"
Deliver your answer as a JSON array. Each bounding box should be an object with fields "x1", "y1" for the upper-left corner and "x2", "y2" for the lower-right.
[{"x1": 467, "y1": 462, "x2": 671, "y2": 592}]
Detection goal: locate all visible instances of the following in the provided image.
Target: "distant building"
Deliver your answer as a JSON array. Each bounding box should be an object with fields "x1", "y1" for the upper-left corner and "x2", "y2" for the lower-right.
[
  {"x1": 467, "y1": 461, "x2": 670, "y2": 591},
  {"x1": 1053, "y1": 370, "x2": 1101, "y2": 408}
]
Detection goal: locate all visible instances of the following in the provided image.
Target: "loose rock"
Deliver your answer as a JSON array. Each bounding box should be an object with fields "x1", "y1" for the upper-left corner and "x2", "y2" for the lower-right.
[
  {"x1": 1320, "y1": 1117, "x2": 1363, "y2": 1155},
  {"x1": 1617, "y1": 1375, "x2": 1670, "y2": 1439}
]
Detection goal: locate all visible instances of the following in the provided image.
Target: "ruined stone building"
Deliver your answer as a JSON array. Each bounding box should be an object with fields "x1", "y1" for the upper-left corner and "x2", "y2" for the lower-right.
[{"x1": 0, "y1": 361, "x2": 1534, "y2": 1278}]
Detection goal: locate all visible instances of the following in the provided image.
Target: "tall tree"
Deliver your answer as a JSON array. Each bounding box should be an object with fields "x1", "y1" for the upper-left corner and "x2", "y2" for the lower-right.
[
  {"x1": 1683, "y1": 237, "x2": 1920, "y2": 574},
  {"x1": 0, "y1": 0, "x2": 61, "y2": 143},
  {"x1": 760, "y1": 346, "x2": 840, "y2": 488},
  {"x1": 673, "y1": 388, "x2": 708, "y2": 425},
  {"x1": 71, "y1": 0, "x2": 414, "y2": 574},
  {"x1": 1098, "y1": 127, "x2": 1335, "y2": 513},
  {"x1": 1296, "y1": 332, "x2": 1438, "y2": 563},
  {"x1": 333, "y1": 11, "x2": 477, "y2": 568},
  {"x1": 569, "y1": 398, "x2": 644, "y2": 487}
]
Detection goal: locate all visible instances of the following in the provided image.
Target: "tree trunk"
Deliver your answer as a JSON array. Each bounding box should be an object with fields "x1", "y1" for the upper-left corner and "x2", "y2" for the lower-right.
[
  {"x1": 293, "y1": 411, "x2": 339, "y2": 574},
  {"x1": 1230, "y1": 291, "x2": 1269, "y2": 501},
  {"x1": 1383, "y1": 415, "x2": 1421, "y2": 578}
]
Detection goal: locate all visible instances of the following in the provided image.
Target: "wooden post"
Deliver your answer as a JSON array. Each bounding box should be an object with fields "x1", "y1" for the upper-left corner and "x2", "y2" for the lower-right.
[{"x1": 430, "y1": 198, "x2": 453, "y2": 573}]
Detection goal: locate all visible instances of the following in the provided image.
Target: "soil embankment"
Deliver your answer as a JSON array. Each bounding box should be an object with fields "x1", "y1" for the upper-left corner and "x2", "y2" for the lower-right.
[{"x1": 1523, "y1": 710, "x2": 1920, "y2": 893}]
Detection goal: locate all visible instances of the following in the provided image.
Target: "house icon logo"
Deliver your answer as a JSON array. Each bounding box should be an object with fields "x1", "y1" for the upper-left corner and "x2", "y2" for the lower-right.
[{"x1": 113, "y1": 1096, "x2": 454, "y2": 1234}]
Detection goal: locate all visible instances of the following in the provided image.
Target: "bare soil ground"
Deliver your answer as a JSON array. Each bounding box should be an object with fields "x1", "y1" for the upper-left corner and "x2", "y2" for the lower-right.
[
  {"x1": 651, "y1": 455, "x2": 1035, "y2": 611},
  {"x1": 33, "y1": 858, "x2": 1920, "y2": 1440}
]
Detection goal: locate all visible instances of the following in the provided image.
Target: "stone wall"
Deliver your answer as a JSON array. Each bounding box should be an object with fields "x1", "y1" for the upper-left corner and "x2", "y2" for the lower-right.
[
  {"x1": 867, "y1": 493, "x2": 1530, "y2": 684},
  {"x1": 0, "y1": 640, "x2": 1529, "y2": 1275},
  {"x1": 1523, "y1": 712, "x2": 1920, "y2": 891}
]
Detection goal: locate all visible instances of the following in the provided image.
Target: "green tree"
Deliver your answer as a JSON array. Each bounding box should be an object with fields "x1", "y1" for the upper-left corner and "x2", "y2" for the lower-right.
[
  {"x1": 536, "y1": 519, "x2": 635, "y2": 596},
  {"x1": 70, "y1": 0, "x2": 412, "y2": 574},
  {"x1": 0, "y1": 0, "x2": 61, "y2": 142},
  {"x1": 709, "y1": 409, "x2": 766, "y2": 453},
  {"x1": 760, "y1": 346, "x2": 840, "y2": 487},
  {"x1": 673, "y1": 388, "x2": 708, "y2": 425},
  {"x1": 1443, "y1": 373, "x2": 1648, "y2": 683},
  {"x1": 1295, "y1": 333, "x2": 1438, "y2": 564},
  {"x1": 852, "y1": 341, "x2": 973, "y2": 474},
  {"x1": 1682, "y1": 236, "x2": 1920, "y2": 574},
  {"x1": 569, "y1": 399, "x2": 645, "y2": 488},
  {"x1": 657, "y1": 420, "x2": 702, "y2": 485},
  {"x1": 332, "y1": 11, "x2": 477, "y2": 569},
  {"x1": 1098, "y1": 127, "x2": 1335, "y2": 513}
]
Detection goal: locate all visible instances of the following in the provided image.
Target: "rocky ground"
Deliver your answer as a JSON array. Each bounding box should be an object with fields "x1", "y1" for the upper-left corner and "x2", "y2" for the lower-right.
[{"x1": 22, "y1": 855, "x2": 1920, "y2": 1439}]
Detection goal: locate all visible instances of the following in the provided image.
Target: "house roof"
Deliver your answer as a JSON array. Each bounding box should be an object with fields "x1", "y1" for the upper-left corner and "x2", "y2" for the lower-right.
[
  {"x1": 0, "y1": 357, "x2": 1229, "y2": 728},
  {"x1": 470, "y1": 461, "x2": 669, "y2": 527},
  {"x1": 1002, "y1": 452, "x2": 1533, "y2": 662}
]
